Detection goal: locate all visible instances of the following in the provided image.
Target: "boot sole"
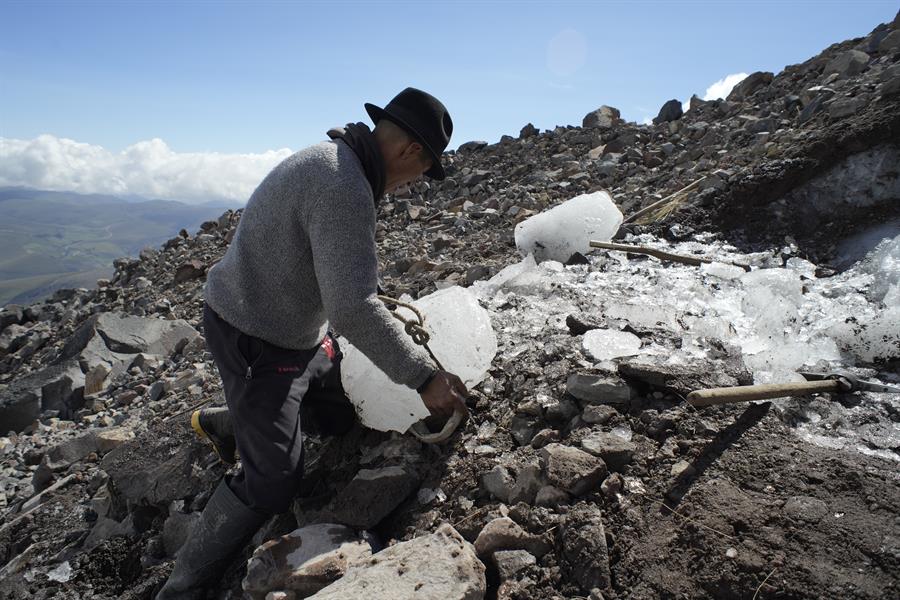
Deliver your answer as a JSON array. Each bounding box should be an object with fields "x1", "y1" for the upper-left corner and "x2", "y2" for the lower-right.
[{"x1": 191, "y1": 410, "x2": 237, "y2": 466}]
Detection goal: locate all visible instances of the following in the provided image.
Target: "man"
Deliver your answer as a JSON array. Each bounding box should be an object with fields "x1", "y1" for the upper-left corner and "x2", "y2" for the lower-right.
[{"x1": 156, "y1": 88, "x2": 468, "y2": 599}]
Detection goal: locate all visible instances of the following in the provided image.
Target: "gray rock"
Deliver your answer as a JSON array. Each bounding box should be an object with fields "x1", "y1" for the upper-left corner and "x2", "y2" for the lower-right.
[
  {"x1": 474, "y1": 517, "x2": 552, "y2": 558},
  {"x1": 519, "y1": 123, "x2": 539, "y2": 139},
  {"x1": 580, "y1": 432, "x2": 636, "y2": 471},
  {"x1": 465, "y1": 265, "x2": 492, "y2": 286},
  {"x1": 562, "y1": 503, "x2": 611, "y2": 591},
  {"x1": 0, "y1": 324, "x2": 28, "y2": 354},
  {"x1": 530, "y1": 428, "x2": 560, "y2": 449},
  {"x1": 0, "y1": 306, "x2": 24, "y2": 332},
  {"x1": 243, "y1": 523, "x2": 372, "y2": 599},
  {"x1": 540, "y1": 443, "x2": 607, "y2": 496},
  {"x1": 783, "y1": 495, "x2": 828, "y2": 523},
  {"x1": 726, "y1": 72, "x2": 773, "y2": 101},
  {"x1": 101, "y1": 424, "x2": 215, "y2": 506},
  {"x1": 325, "y1": 466, "x2": 420, "y2": 529},
  {"x1": 509, "y1": 415, "x2": 536, "y2": 447},
  {"x1": 828, "y1": 97, "x2": 866, "y2": 118},
  {"x1": 0, "y1": 361, "x2": 92, "y2": 432},
  {"x1": 583, "y1": 405, "x2": 618, "y2": 425},
  {"x1": 174, "y1": 260, "x2": 206, "y2": 284},
  {"x1": 567, "y1": 373, "x2": 633, "y2": 405},
  {"x1": 878, "y1": 73, "x2": 900, "y2": 96},
  {"x1": 57, "y1": 313, "x2": 198, "y2": 389},
  {"x1": 147, "y1": 380, "x2": 166, "y2": 402},
  {"x1": 582, "y1": 106, "x2": 622, "y2": 130},
  {"x1": 458, "y1": 141, "x2": 488, "y2": 153},
  {"x1": 46, "y1": 431, "x2": 99, "y2": 467},
  {"x1": 83, "y1": 514, "x2": 136, "y2": 551},
  {"x1": 92, "y1": 313, "x2": 199, "y2": 356},
  {"x1": 535, "y1": 485, "x2": 570, "y2": 508},
  {"x1": 39, "y1": 362, "x2": 86, "y2": 415},
  {"x1": 798, "y1": 95, "x2": 826, "y2": 124},
  {"x1": 653, "y1": 99, "x2": 683, "y2": 124},
  {"x1": 509, "y1": 464, "x2": 543, "y2": 505},
  {"x1": 308, "y1": 524, "x2": 484, "y2": 600},
  {"x1": 482, "y1": 465, "x2": 515, "y2": 503},
  {"x1": 688, "y1": 94, "x2": 708, "y2": 111},
  {"x1": 878, "y1": 30, "x2": 900, "y2": 53},
  {"x1": 618, "y1": 357, "x2": 750, "y2": 397},
  {"x1": 824, "y1": 50, "x2": 869, "y2": 78},
  {"x1": 493, "y1": 550, "x2": 536, "y2": 581}
]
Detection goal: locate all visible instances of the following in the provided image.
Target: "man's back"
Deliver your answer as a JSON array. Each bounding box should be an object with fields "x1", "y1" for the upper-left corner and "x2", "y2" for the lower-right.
[
  {"x1": 205, "y1": 140, "x2": 372, "y2": 351},
  {"x1": 205, "y1": 138, "x2": 433, "y2": 389}
]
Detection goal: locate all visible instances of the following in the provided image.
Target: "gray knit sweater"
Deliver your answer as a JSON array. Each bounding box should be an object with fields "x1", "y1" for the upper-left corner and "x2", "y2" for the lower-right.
[{"x1": 205, "y1": 140, "x2": 434, "y2": 389}]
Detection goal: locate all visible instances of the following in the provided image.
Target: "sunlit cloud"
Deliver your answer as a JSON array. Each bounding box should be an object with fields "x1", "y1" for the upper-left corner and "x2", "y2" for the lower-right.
[
  {"x1": 0, "y1": 135, "x2": 293, "y2": 203},
  {"x1": 702, "y1": 72, "x2": 749, "y2": 101}
]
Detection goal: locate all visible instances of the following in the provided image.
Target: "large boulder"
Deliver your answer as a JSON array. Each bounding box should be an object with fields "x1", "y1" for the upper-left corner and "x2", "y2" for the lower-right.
[
  {"x1": 824, "y1": 50, "x2": 869, "y2": 78},
  {"x1": 582, "y1": 105, "x2": 622, "y2": 129},
  {"x1": 653, "y1": 99, "x2": 683, "y2": 124},
  {"x1": 309, "y1": 524, "x2": 485, "y2": 599},
  {"x1": 726, "y1": 72, "x2": 773, "y2": 101},
  {"x1": 101, "y1": 422, "x2": 219, "y2": 507},
  {"x1": 60, "y1": 312, "x2": 198, "y2": 375},
  {"x1": 243, "y1": 523, "x2": 372, "y2": 599},
  {"x1": 0, "y1": 361, "x2": 86, "y2": 432},
  {"x1": 323, "y1": 466, "x2": 421, "y2": 529},
  {"x1": 0, "y1": 312, "x2": 201, "y2": 432}
]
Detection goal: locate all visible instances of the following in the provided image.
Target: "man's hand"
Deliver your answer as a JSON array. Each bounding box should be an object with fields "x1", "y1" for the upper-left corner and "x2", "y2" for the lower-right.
[{"x1": 419, "y1": 370, "x2": 468, "y2": 417}]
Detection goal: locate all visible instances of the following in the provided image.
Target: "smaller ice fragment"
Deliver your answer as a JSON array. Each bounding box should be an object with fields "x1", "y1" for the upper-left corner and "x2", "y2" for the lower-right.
[
  {"x1": 47, "y1": 562, "x2": 72, "y2": 583},
  {"x1": 514, "y1": 191, "x2": 623, "y2": 262},
  {"x1": 582, "y1": 329, "x2": 642, "y2": 361},
  {"x1": 701, "y1": 262, "x2": 746, "y2": 280}
]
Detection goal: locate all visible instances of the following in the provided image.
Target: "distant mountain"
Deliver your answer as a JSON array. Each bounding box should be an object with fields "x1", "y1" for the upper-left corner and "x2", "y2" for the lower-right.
[{"x1": 0, "y1": 187, "x2": 241, "y2": 306}]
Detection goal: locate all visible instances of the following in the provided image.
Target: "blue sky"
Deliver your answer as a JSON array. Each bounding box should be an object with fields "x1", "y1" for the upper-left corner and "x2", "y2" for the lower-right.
[{"x1": 0, "y1": 0, "x2": 897, "y2": 202}]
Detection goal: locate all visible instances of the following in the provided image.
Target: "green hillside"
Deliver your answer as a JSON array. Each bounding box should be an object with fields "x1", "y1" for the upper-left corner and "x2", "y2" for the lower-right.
[{"x1": 0, "y1": 188, "x2": 238, "y2": 306}]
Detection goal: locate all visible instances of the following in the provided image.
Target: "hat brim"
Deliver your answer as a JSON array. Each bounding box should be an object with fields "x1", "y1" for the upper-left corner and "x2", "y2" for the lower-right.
[{"x1": 365, "y1": 103, "x2": 446, "y2": 180}]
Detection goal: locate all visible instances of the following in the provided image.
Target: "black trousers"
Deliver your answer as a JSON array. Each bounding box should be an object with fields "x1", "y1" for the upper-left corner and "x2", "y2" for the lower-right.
[{"x1": 202, "y1": 303, "x2": 349, "y2": 515}]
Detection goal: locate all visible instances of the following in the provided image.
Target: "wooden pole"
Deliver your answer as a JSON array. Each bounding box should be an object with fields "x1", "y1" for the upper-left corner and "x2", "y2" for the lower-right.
[
  {"x1": 589, "y1": 241, "x2": 751, "y2": 271},
  {"x1": 687, "y1": 380, "x2": 840, "y2": 407}
]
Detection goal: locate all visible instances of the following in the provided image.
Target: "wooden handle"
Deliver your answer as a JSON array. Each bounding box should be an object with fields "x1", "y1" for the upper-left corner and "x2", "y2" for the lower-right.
[{"x1": 687, "y1": 380, "x2": 840, "y2": 407}]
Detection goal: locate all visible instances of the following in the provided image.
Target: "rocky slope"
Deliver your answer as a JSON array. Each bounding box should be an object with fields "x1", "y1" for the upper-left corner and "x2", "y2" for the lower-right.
[{"x1": 1, "y1": 12, "x2": 898, "y2": 600}]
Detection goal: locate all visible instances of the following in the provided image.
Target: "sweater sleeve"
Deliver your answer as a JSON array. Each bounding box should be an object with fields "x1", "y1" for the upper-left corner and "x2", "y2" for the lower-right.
[{"x1": 306, "y1": 181, "x2": 435, "y2": 389}]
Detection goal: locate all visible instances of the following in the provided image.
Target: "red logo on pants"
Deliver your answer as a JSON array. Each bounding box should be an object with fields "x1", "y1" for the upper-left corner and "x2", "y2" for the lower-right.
[{"x1": 321, "y1": 336, "x2": 336, "y2": 360}]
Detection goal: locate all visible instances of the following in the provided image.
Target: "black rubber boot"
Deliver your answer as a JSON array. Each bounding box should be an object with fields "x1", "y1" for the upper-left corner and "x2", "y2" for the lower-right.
[
  {"x1": 154, "y1": 479, "x2": 267, "y2": 600},
  {"x1": 191, "y1": 406, "x2": 237, "y2": 465}
]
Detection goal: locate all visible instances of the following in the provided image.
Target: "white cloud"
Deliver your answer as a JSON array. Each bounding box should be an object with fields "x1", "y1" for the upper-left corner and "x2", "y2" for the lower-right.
[
  {"x1": 701, "y1": 72, "x2": 749, "y2": 101},
  {"x1": 0, "y1": 135, "x2": 294, "y2": 203}
]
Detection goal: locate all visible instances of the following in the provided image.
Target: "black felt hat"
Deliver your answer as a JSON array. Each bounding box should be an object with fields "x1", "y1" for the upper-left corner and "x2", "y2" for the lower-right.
[{"x1": 365, "y1": 87, "x2": 453, "y2": 180}]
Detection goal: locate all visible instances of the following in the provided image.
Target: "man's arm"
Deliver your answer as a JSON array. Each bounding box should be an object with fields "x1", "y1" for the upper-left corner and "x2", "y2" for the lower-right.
[{"x1": 306, "y1": 181, "x2": 434, "y2": 389}]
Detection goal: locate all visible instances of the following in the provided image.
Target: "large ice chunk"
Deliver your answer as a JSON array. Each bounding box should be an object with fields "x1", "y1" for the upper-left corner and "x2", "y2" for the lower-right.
[
  {"x1": 514, "y1": 191, "x2": 623, "y2": 262},
  {"x1": 340, "y1": 286, "x2": 497, "y2": 432},
  {"x1": 582, "y1": 329, "x2": 642, "y2": 361}
]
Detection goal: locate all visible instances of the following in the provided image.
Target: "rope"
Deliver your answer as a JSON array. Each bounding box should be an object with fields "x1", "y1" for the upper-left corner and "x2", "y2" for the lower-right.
[
  {"x1": 378, "y1": 294, "x2": 469, "y2": 444},
  {"x1": 377, "y1": 295, "x2": 445, "y2": 371}
]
